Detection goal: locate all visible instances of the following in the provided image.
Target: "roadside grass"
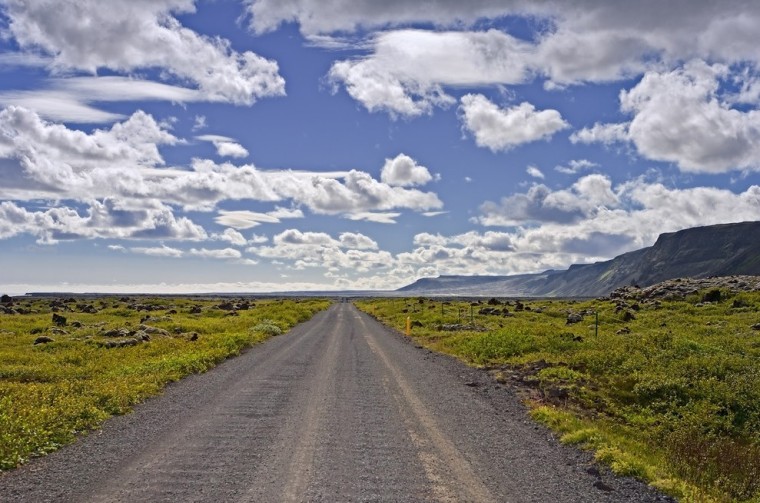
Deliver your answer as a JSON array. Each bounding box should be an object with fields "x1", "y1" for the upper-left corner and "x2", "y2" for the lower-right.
[
  {"x1": 0, "y1": 297, "x2": 330, "y2": 470},
  {"x1": 355, "y1": 293, "x2": 760, "y2": 502}
]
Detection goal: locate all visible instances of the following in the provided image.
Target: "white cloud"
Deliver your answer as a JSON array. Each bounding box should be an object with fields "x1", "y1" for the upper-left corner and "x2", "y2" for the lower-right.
[
  {"x1": 214, "y1": 228, "x2": 248, "y2": 246},
  {"x1": 380, "y1": 153, "x2": 433, "y2": 187},
  {"x1": 338, "y1": 232, "x2": 378, "y2": 250},
  {"x1": 526, "y1": 165, "x2": 544, "y2": 179},
  {"x1": 476, "y1": 174, "x2": 620, "y2": 226},
  {"x1": 249, "y1": 228, "x2": 392, "y2": 273},
  {"x1": 572, "y1": 61, "x2": 760, "y2": 173},
  {"x1": 570, "y1": 123, "x2": 630, "y2": 145},
  {"x1": 459, "y1": 94, "x2": 568, "y2": 151},
  {"x1": 3, "y1": 0, "x2": 285, "y2": 105},
  {"x1": 0, "y1": 199, "x2": 207, "y2": 244},
  {"x1": 192, "y1": 115, "x2": 207, "y2": 131},
  {"x1": 0, "y1": 107, "x2": 441, "y2": 238},
  {"x1": 344, "y1": 212, "x2": 401, "y2": 224},
  {"x1": 0, "y1": 76, "x2": 208, "y2": 123},
  {"x1": 267, "y1": 206, "x2": 305, "y2": 220},
  {"x1": 131, "y1": 245, "x2": 184, "y2": 258},
  {"x1": 328, "y1": 29, "x2": 530, "y2": 117},
  {"x1": 286, "y1": 1, "x2": 760, "y2": 115},
  {"x1": 196, "y1": 134, "x2": 249, "y2": 158},
  {"x1": 554, "y1": 159, "x2": 599, "y2": 175},
  {"x1": 214, "y1": 210, "x2": 280, "y2": 229},
  {"x1": 473, "y1": 175, "x2": 760, "y2": 261},
  {"x1": 189, "y1": 247, "x2": 243, "y2": 259}
]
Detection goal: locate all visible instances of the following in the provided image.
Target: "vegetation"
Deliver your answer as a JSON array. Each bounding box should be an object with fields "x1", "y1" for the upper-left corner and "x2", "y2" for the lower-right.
[
  {"x1": 0, "y1": 296, "x2": 330, "y2": 470},
  {"x1": 356, "y1": 292, "x2": 760, "y2": 502}
]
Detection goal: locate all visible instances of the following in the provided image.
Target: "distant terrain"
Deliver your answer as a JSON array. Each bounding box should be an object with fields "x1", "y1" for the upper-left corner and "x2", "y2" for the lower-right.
[{"x1": 399, "y1": 221, "x2": 760, "y2": 297}]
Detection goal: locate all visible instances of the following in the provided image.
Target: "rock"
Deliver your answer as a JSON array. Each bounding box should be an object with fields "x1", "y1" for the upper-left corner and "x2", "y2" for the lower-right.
[
  {"x1": 487, "y1": 298, "x2": 501, "y2": 306},
  {"x1": 189, "y1": 332, "x2": 199, "y2": 341},
  {"x1": 71, "y1": 321, "x2": 82, "y2": 328},
  {"x1": 133, "y1": 330, "x2": 151, "y2": 341},
  {"x1": 217, "y1": 302, "x2": 235, "y2": 311},
  {"x1": 49, "y1": 328, "x2": 68, "y2": 335},
  {"x1": 138, "y1": 325, "x2": 169, "y2": 337},
  {"x1": 593, "y1": 480, "x2": 614, "y2": 492},
  {"x1": 621, "y1": 310, "x2": 636, "y2": 322},
  {"x1": 52, "y1": 313, "x2": 67, "y2": 326},
  {"x1": 189, "y1": 306, "x2": 202, "y2": 314},
  {"x1": 752, "y1": 323, "x2": 760, "y2": 331},
  {"x1": 33, "y1": 336, "x2": 54, "y2": 345},
  {"x1": 1, "y1": 294, "x2": 12, "y2": 305},
  {"x1": 566, "y1": 312, "x2": 583, "y2": 325},
  {"x1": 616, "y1": 327, "x2": 631, "y2": 335},
  {"x1": 103, "y1": 328, "x2": 130, "y2": 338},
  {"x1": 411, "y1": 320, "x2": 424, "y2": 328}
]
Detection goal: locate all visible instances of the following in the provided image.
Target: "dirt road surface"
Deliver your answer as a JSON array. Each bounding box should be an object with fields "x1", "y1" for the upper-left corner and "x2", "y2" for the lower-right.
[{"x1": 0, "y1": 303, "x2": 670, "y2": 502}]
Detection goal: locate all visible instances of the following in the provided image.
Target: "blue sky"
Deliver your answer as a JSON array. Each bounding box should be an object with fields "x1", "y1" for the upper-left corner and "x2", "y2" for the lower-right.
[{"x1": 1, "y1": 0, "x2": 759, "y2": 294}]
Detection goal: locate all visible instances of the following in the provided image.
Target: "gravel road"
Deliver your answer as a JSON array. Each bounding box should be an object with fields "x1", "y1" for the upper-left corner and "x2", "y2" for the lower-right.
[{"x1": 0, "y1": 303, "x2": 671, "y2": 502}]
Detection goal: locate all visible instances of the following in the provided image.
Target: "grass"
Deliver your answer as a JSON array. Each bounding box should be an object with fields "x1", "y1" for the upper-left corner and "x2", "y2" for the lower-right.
[
  {"x1": 0, "y1": 296, "x2": 330, "y2": 470},
  {"x1": 355, "y1": 293, "x2": 760, "y2": 502}
]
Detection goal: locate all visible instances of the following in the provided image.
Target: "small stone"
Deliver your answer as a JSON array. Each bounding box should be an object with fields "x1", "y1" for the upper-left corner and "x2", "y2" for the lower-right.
[{"x1": 34, "y1": 336, "x2": 55, "y2": 345}]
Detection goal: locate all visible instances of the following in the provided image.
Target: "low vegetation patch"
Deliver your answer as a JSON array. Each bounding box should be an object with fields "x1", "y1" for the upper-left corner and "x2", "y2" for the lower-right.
[
  {"x1": 356, "y1": 290, "x2": 760, "y2": 502},
  {"x1": 0, "y1": 296, "x2": 329, "y2": 470}
]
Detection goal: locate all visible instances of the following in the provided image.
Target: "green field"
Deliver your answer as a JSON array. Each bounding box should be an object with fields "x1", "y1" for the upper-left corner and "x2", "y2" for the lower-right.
[
  {"x1": 0, "y1": 296, "x2": 330, "y2": 471},
  {"x1": 356, "y1": 291, "x2": 760, "y2": 502}
]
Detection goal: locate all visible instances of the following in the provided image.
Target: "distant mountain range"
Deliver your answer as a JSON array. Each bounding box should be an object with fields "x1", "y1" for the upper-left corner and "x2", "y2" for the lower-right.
[{"x1": 398, "y1": 221, "x2": 760, "y2": 297}]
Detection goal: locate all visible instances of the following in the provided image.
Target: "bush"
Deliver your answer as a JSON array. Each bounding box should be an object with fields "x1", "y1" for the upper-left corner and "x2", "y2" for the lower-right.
[{"x1": 250, "y1": 319, "x2": 282, "y2": 336}]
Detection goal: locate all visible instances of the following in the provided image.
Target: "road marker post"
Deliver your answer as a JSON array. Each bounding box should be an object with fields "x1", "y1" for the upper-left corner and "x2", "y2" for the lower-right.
[{"x1": 406, "y1": 316, "x2": 411, "y2": 336}]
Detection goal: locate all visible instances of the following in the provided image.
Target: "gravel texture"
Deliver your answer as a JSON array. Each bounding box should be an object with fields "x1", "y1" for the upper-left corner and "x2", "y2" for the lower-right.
[{"x1": 0, "y1": 303, "x2": 673, "y2": 502}]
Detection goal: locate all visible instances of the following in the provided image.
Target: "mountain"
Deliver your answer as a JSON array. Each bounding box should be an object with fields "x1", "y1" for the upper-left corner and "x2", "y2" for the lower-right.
[{"x1": 398, "y1": 221, "x2": 760, "y2": 297}]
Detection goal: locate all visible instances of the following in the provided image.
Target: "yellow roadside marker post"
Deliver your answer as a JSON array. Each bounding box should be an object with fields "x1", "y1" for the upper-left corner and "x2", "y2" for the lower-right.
[{"x1": 406, "y1": 316, "x2": 411, "y2": 336}]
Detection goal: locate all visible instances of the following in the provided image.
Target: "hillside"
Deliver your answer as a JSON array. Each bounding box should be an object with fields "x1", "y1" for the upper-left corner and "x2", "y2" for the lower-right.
[{"x1": 399, "y1": 221, "x2": 760, "y2": 297}]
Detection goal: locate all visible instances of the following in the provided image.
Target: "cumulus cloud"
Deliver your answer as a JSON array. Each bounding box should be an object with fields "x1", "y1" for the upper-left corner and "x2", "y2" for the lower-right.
[
  {"x1": 459, "y1": 94, "x2": 568, "y2": 151},
  {"x1": 474, "y1": 175, "x2": 760, "y2": 260},
  {"x1": 249, "y1": 228, "x2": 391, "y2": 273},
  {"x1": 328, "y1": 29, "x2": 531, "y2": 116},
  {"x1": 189, "y1": 247, "x2": 242, "y2": 259},
  {"x1": 2, "y1": 0, "x2": 285, "y2": 105},
  {"x1": 0, "y1": 199, "x2": 207, "y2": 244},
  {"x1": 214, "y1": 210, "x2": 280, "y2": 229},
  {"x1": 573, "y1": 61, "x2": 760, "y2": 173},
  {"x1": 213, "y1": 228, "x2": 248, "y2": 246},
  {"x1": 196, "y1": 134, "x2": 249, "y2": 158},
  {"x1": 554, "y1": 159, "x2": 599, "y2": 175},
  {"x1": 0, "y1": 107, "x2": 442, "y2": 243},
  {"x1": 130, "y1": 245, "x2": 184, "y2": 257},
  {"x1": 380, "y1": 153, "x2": 433, "y2": 187},
  {"x1": 344, "y1": 212, "x2": 401, "y2": 224},
  {"x1": 526, "y1": 165, "x2": 544, "y2": 179},
  {"x1": 476, "y1": 174, "x2": 619, "y2": 226},
  {"x1": 286, "y1": 1, "x2": 760, "y2": 115}
]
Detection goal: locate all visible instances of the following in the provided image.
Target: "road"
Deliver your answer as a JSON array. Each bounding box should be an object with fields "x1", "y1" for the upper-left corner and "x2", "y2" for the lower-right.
[{"x1": 0, "y1": 303, "x2": 669, "y2": 502}]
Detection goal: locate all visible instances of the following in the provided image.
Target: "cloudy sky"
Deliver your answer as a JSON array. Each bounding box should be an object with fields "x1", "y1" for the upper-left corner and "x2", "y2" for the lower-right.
[{"x1": 1, "y1": 0, "x2": 759, "y2": 294}]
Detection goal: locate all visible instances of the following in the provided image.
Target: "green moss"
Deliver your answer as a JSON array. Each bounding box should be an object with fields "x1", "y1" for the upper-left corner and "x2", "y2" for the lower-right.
[
  {"x1": 356, "y1": 291, "x2": 760, "y2": 502},
  {"x1": 0, "y1": 297, "x2": 330, "y2": 470}
]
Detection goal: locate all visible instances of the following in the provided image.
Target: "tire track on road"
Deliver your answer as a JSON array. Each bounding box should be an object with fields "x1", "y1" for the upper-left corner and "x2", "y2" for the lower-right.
[{"x1": 358, "y1": 314, "x2": 499, "y2": 503}]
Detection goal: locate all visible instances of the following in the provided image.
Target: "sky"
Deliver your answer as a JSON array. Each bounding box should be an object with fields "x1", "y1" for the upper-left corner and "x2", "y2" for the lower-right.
[{"x1": 1, "y1": 0, "x2": 760, "y2": 295}]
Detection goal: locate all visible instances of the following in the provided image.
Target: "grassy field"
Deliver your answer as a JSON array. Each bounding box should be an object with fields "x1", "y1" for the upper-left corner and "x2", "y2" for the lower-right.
[
  {"x1": 0, "y1": 296, "x2": 330, "y2": 470},
  {"x1": 356, "y1": 291, "x2": 760, "y2": 502}
]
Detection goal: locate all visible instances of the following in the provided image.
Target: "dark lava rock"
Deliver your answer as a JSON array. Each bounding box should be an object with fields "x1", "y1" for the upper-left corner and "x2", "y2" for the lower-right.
[
  {"x1": 1, "y1": 294, "x2": 12, "y2": 305},
  {"x1": 52, "y1": 313, "x2": 67, "y2": 326},
  {"x1": 566, "y1": 312, "x2": 583, "y2": 325},
  {"x1": 33, "y1": 336, "x2": 55, "y2": 345}
]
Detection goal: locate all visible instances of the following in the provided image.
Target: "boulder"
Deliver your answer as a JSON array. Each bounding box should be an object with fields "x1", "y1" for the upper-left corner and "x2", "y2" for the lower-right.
[
  {"x1": 33, "y1": 336, "x2": 54, "y2": 345},
  {"x1": 52, "y1": 313, "x2": 67, "y2": 326},
  {"x1": 0, "y1": 294, "x2": 12, "y2": 305},
  {"x1": 566, "y1": 312, "x2": 583, "y2": 325}
]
